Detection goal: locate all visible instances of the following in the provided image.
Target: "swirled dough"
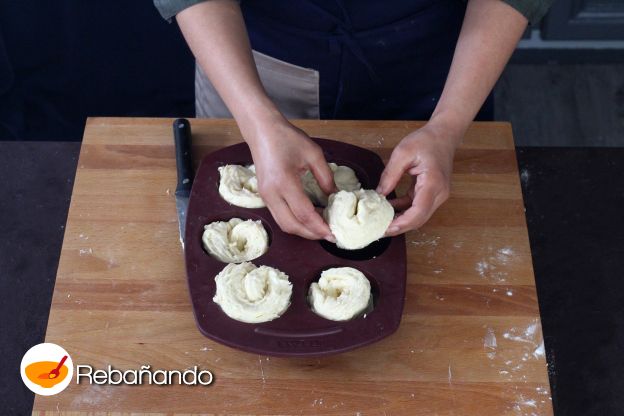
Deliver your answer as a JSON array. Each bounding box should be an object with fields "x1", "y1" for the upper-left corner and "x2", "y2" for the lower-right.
[
  {"x1": 308, "y1": 267, "x2": 371, "y2": 321},
  {"x1": 218, "y1": 164, "x2": 265, "y2": 208},
  {"x1": 202, "y1": 218, "x2": 269, "y2": 263},
  {"x1": 324, "y1": 189, "x2": 394, "y2": 250},
  {"x1": 301, "y1": 163, "x2": 361, "y2": 206},
  {"x1": 213, "y1": 262, "x2": 292, "y2": 323}
]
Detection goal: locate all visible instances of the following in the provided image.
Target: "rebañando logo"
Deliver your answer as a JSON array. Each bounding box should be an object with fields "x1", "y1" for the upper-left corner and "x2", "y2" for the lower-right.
[
  {"x1": 21, "y1": 343, "x2": 73, "y2": 396},
  {"x1": 21, "y1": 343, "x2": 214, "y2": 396},
  {"x1": 75, "y1": 365, "x2": 214, "y2": 386}
]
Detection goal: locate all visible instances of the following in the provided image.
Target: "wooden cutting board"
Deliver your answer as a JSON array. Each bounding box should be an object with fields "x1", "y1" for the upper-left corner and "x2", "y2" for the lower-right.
[{"x1": 33, "y1": 117, "x2": 552, "y2": 415}]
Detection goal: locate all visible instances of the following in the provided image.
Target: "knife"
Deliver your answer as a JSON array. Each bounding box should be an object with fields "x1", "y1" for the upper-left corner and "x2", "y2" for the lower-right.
[{"x1": 173, "y1": 118, "x2": 194, "y2": 249}]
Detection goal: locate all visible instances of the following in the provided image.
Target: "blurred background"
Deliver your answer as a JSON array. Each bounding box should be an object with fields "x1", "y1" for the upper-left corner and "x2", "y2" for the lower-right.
[
  {"x1": 0, "y1": 0, "x2": 622, "y2": 144},
  {"x1": 1, "y1": 1, "x2": 623, "y2": 415}
]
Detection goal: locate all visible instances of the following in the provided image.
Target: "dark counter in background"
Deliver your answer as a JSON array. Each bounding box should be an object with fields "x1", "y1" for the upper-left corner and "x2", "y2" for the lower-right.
[
  {"x1": 0, "y1": 142, "x2": 80, "y2": 414},
  {"x1": 516, "y1": 147, "x2": 624, "y2": 415}
]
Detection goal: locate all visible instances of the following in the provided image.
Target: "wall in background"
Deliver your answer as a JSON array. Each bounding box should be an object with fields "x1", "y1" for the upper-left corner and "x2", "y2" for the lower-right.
[
  {"x1": 542, "y1": 0, "x2": 624, "y2": 40},
  {"x1": 495, "y1": 63, "x2": 624, "y2": 147},
  {"x1": 497, "y1": 1, "x2": 624, "y2": 147}
]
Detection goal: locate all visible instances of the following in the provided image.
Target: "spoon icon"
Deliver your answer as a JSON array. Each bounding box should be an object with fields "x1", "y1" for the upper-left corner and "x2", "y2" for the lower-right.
[{"x1": 38, "y1": 355, "x2": 68, "y2": 380}]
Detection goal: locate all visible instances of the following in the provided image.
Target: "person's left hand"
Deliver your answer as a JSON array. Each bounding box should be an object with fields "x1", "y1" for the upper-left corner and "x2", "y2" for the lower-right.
[{"x1": 376, "y1": 122, "x2": 461, "y2": 236}]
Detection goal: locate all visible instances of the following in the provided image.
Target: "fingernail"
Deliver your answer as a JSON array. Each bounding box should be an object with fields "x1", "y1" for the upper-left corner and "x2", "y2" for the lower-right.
[
  {"x1": 376, "y1": 186, "x2": 383, "y2": 194},
  {"x1": 325, "y1": 234, "x2": 336, "y2": 243},
  {"x1": 387, "y1": 226, "x2": 399, "y2": 234}
]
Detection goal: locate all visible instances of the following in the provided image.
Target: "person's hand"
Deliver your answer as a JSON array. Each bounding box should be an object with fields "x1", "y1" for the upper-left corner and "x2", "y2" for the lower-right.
[
  {"x1": 246, "y1": 118, "x2": 337, "y2": 240},
  {"x1": 377, "y1": 122, "x2": 461, "y2": 236}
]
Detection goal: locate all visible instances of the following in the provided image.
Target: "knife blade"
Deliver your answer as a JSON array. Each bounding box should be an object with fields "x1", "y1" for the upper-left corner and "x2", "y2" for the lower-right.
[{"x1": 173, "y1": 118, "x2": 194, "y2": 249}]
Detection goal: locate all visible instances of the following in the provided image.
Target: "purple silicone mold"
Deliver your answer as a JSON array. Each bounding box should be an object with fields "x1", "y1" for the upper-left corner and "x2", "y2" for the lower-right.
[{"x1": 184, "y1": 138, "x2": 406, "y2": 357}]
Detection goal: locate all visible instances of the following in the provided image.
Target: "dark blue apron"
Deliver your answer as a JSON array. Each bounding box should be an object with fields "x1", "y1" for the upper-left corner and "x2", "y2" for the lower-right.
[{"x1": 240, "y1": 0, "x2": 494, "y2": 121}]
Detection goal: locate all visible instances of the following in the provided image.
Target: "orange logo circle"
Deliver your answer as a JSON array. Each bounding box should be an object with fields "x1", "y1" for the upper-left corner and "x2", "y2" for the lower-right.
[{"x1": 21, "y1": 343, "x2": 73, "y2": 396}]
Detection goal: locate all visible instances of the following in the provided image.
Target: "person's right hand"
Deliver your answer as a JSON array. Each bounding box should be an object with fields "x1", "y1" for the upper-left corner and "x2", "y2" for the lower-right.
[{"x1": 246, "y1": 118, "x2": 337, "y2": 241}]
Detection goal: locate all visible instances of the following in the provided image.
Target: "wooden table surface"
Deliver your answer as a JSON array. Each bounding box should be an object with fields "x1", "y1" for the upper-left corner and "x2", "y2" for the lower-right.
[{"x1": 34, "y1": 117, "x2": 552, "y2": 415}]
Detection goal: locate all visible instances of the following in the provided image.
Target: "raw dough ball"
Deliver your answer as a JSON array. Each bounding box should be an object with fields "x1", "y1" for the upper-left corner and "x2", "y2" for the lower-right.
[
  {"x1": 213, "y1": 262, "x2": 292, "y2": 323},
  {"x1": 202, "y1": 218, "x2": 268, "y2": 263},
  {"x1": 218, "y1": 164, "x2": 265, "y2": 208},
  {"x1": 301, "y1": 163, "x2": 361, "y2": 206},
  {"x1": 324, "y1": 189, "x2": 394, "y2": 250},
  {"x1": 308, "y1": 267, "x2": 371, "y2": 321}
]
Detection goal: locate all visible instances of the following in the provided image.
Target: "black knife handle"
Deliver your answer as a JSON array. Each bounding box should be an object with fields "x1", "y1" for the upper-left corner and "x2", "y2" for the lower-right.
[{"x1": 173, "y1": 118, "x2": 194, "y2": 196}]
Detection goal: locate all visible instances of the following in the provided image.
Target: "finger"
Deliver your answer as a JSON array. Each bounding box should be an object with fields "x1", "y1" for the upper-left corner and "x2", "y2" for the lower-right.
[
  {"x1": 376, "y1": 148, "x2": 411, "y2": 196},
  {"x1": 283, "y1": 182, "x2": 334, "y2": 240},
  {"x1": 385, "y1": 182, "x2": 437, "y2": 236},
  {"x1": 308, "y1": 152, "x2": 337, "y2": 195},
  {"x1": 263, "y1": 192, "x2": 319, "y2": 240},
  {"x1": 387, "y1": 177, "x2": 416, "y2": 212},
  {"x1": 388, "y1": 194, "x2": 412, "y2": 211}
]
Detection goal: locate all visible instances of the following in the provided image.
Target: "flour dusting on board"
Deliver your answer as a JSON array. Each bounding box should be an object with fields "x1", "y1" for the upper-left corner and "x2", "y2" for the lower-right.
[
  {"x1": 70, "y1": 385, "x2": 114, "y2": 407},
  {"x1": 474, "y1": 245, "x2": 515, "y2": 282},
  {"x1": 483, "y1": 319, "x2": 550, "y2": 406},
  {"x1": 484, "y1": 327, "x2": 498, "y2": 359},
  {"x1": 503, "y1": 321, "x2": 538, "y2": 345},
  {"x1": 258, "y1": 358, "x2": 266, "y2": 384},
  {"x1": 311, "y1": 398, "x2": 324, "y2": 407},
  {"x1": 505, "y1": 385, "x2": 551, "y2": 414},
  {"x1": 410, "y1": 231, "x2": 442, "y2": 267},
  {"x1": 410, "y1": 232, "x2": 440, "y2": 248},
  {"x1": 533, "y1": 341, "x2": 545, "y2": 359},
  {"x1": 513, "y1": 395, "x2": 537, "y2": 411},
  {"x1": 493, "y1": 317, "x2": 551, "y2": 404}
]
